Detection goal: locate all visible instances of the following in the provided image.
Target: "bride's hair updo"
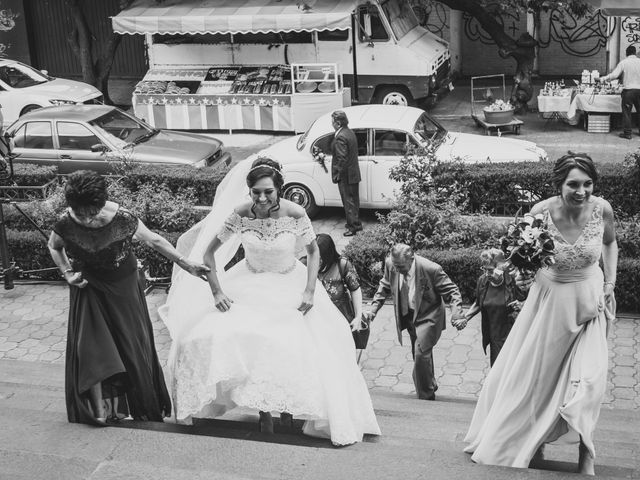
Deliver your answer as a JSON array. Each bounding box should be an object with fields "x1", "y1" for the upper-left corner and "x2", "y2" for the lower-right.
[
  {"x1": 552, "y1": 152, "x2": 598, "y2": 191},
  {"x1": 246, "y1": 157, "x2": 284, "y2": 217}
]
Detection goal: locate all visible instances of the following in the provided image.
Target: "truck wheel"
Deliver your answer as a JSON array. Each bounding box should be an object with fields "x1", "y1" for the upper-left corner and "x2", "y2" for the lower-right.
[
  {"x1": 282, "y1": 183, "x2": 319, "y2": 218},
  {"x1": 374, "y1": 87, "x2": 414, "y2": 106},
  {"x1": 20, "y1": 105, "x2": 42, "y2": 116}
]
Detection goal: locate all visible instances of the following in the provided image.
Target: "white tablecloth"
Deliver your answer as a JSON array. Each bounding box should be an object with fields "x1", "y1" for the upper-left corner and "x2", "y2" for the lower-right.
[{"x1": 537, "y1": 94, "x2": 573, "y2": 113}]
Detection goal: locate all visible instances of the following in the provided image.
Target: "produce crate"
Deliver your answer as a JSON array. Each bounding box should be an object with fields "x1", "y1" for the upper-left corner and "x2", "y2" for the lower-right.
[{"x1": 586, "y1": 113, "x2": 610, "y2": 133}]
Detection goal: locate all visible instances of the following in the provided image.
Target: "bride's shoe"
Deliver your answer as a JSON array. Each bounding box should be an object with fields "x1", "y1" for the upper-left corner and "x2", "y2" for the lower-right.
[
  {"x1": 258, "y1": 411, "x2": 274, "y2": 434},
  {"x1": 280, "y1": 412, "x2": 293, "y2": 429},
  {"x1": 578, "y1": 442, "x2": 595, "y2": 476}
]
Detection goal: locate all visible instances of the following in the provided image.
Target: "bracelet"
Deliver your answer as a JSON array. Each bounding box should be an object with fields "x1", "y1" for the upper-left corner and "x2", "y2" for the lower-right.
[
  {"x1": 604, "y1": 281, "x2": 615, "y2": 288},
  {"x1": 63, "y1": 268, "x2": 74, "y2": 275}
]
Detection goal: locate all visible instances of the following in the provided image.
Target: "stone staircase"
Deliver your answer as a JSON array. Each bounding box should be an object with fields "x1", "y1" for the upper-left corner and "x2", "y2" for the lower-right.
[{"x1": 0, "y1": 359, "x2": 637, "y2": 480}]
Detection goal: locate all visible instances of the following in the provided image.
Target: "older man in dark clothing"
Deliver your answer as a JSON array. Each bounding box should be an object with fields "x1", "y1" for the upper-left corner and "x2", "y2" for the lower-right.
[{"x1": 331, "y1": 110, "x2": 362, "y2": 236}]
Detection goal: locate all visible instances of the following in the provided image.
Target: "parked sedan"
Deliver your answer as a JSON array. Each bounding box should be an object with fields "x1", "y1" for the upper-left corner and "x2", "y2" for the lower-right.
[
  {"x1": 0, "y1": 59, "x2": 103, "y2": 128},
  {"x1": 259, "y1": 105, "x2": 548, "y2": 216},
  {"x1": 6, "y1": 105, "x2": 231, "y2": 174}
]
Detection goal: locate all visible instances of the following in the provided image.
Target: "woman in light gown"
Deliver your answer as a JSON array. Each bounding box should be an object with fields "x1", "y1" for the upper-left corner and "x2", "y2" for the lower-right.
[
  {"x1": 159, "y1": 156, "x2": 380, "y2": 446},
  {"x1": 464, "y1": 153, "x2": 617, "y2": 475}
]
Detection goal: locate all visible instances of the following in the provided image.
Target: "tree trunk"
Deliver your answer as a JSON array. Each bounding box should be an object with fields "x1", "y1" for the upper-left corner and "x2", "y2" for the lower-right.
[
  {"x1": 95, "y1": 32, "x2": 124, "y2": 105},
  {"x1": 66, "y1": 0, "x2": 97, "y2": 86},
  {"x1": 438, "y1": 0, "x2": 538, "y2": 110}
]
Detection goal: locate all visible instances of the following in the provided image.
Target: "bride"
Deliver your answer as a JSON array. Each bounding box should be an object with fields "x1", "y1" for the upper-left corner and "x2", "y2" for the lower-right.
[{"x1": 159, "y1": 156, "x2": 380, "y2": 446}]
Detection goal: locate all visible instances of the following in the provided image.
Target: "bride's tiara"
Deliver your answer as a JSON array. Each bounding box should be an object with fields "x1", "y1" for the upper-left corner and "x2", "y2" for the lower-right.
[{"x1": 249, "y1": 162, "x2": 282, "y2": 174}]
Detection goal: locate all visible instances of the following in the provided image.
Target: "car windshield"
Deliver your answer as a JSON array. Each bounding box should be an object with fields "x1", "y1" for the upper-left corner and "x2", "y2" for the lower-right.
[
  {"x1": 0, "y1": 62, "x2": 48, "y2": 88},
  {"x1": 414, "y1": 113, "x2": 447, "y2": 145},
  {"x1": 89, "y1": 109, "x2": 151, "y2": 148},
  {"x1": 380, "y1": 0, "x2": 419, "y2": 40}
]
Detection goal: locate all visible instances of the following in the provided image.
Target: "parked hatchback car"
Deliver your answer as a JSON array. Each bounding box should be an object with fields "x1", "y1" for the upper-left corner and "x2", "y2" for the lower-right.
[
  {"x1": 259, "y1": 105, "x2": 548, "y2": 216},
  {"x1": 7, "y1": 105, "x2": 231, "y2": 173},
  {"x1": 0, "y1": 59, "x2": 103, "y2": 128}
]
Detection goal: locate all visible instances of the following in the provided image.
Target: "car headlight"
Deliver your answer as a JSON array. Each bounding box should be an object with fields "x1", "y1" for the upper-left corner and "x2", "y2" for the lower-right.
[
  {"x1": 194, "y1": 158, "x2": 207, "y2": 168},
  {"x1": 49, "y1": 99, "x2": 78, "y2": 105}
]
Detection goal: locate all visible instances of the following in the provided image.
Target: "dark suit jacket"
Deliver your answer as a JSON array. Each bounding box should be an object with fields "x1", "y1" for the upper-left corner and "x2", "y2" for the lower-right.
[
  {"x1": 372, "y1": 255, "x2": 464, "y2": 345},
  {"x1": 331, "y1": 127, "x2": 361, "y2": 184}
]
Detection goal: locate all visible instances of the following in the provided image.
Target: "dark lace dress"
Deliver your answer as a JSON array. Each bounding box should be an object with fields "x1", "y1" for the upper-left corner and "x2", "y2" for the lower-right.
[{"x1": 54, "y1": 207, "x2": 171, "y2": 425}]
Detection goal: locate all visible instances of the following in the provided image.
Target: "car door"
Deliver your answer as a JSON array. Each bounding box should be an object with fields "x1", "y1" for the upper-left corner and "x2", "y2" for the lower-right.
[
  {"x1": 10, "y1": 121, "x2": 60, "y2": 169},
  {"x1": 310, "y1": 128, "x2": 369, "y2": 205},
  {"x1": 369, "y1": 129, "x2": 409, "y2": 206},
  {"x1": 55, "y1": 121, "x2": 111, "y2": 174}
]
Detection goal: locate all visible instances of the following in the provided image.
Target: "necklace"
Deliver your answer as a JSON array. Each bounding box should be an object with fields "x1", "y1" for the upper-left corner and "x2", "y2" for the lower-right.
[{"x1": 488, "y1": 274, "x2": 504, "y2": 287}]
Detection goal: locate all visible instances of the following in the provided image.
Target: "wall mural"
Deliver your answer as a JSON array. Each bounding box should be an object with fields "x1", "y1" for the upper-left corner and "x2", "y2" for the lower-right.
[
  {"x1": 0, "y1": 7, "x2": 18, "y2": 57},
  {"x1": 537, "y1": 7, "x2": 611, "y2": 57},
  {"x1": 0, "y1": 1, "x2": 29, "y2": 64},
  {"x1": 621, "y1": 17, "x2": 640, "y2": 46},
  {"x1": 411, "y1": 0, "x2": 448, "y2": 38}
]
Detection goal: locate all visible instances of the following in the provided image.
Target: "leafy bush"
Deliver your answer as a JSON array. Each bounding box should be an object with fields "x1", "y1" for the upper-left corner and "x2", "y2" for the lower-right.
[
  {"x1": 431, "y1": 160, "x2": 640, "y2": 216},
  {"x1": 616, "y1": 214, "x2": 640, "y2": 258},
  {"x1": 0, "y1": 164, "x2": 58, "y2": 186},
  {"x1": 116, "y1": 163, "x2": 230, "y2": 206}
]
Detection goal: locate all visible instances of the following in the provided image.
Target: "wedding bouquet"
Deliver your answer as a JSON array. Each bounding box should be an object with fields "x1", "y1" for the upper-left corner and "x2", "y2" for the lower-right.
[
  {"x1": 499, "y1": 211, "x2": 556, "y2": 275},
  {"x1": 312, "y1": 145, "x2": 328, "y2": 173}
]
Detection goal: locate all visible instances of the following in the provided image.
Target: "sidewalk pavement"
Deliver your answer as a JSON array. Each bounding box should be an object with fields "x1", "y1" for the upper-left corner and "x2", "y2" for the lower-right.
[{"x1": 1, "y1": 213, "x2": 638, "y2": 411}]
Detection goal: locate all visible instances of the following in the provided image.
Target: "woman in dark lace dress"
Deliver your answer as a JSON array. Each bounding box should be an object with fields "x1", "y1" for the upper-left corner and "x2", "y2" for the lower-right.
[
  {"x1": 315, "y1": 234, "x2": 364, "y2": 333},
  {"x1": 47, "y1": 171, "x2": 209, "y2": 425}
]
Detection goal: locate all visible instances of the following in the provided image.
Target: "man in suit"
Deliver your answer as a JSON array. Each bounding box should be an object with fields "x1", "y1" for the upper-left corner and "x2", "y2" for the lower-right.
[
  {"x1": 364, "y1": 244, "x2": 465, "y2": 400},
  {"x1": 331, "y1": 110, "x2": 362, "y2": 236}
]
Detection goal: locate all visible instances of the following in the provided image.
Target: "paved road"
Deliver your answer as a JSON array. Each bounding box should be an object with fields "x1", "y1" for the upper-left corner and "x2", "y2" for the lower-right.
[{"x1": 1, "y1": 213, "x2": 638, "y2": 411}]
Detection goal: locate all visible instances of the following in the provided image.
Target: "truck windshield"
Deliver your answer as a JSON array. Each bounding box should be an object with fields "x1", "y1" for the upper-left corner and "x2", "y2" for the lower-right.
[{"x1": 381, "y1": 0, "x2": 419, "y2": 40}]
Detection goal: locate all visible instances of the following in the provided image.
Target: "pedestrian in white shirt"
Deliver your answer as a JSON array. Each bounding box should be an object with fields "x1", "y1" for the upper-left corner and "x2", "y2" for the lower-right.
[{"x1": 600, "y1": 45, "x2": 640, "y2": 139}]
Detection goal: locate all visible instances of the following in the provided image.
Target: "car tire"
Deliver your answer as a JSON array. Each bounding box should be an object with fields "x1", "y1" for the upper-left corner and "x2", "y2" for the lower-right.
[
  {"x1": 373, "y1": 86, "x2": 415, "y2": 107},
  {"x1": 282, "y1": 183, "x2": 319, "y2": 218},
  {"x1": 20, "y1": 105, "x2": 42, "y2": 116}
]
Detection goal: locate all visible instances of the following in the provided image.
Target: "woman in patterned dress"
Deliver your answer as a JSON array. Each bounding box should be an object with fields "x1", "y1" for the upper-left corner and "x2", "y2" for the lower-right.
[
  {"x1": 464, "y1": 153, "x2": 617, "y2": 475},
  {"x1": 47, "y1": 171, "x2": 209, "y2": 425},
  {"x1": 160, "y1": 157, "x2": 380, "y2": 446}
]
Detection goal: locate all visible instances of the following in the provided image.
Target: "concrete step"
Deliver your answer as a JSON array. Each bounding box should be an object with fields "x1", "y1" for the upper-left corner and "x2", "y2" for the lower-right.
[{"x1": 0, "y1": 359, "x2": 638, "y2": 480}]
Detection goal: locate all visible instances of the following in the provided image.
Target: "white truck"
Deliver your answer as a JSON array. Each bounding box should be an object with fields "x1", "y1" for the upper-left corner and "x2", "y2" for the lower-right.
[{"x1": 116, "y1": 0, "x2": 452, "y2": 107}]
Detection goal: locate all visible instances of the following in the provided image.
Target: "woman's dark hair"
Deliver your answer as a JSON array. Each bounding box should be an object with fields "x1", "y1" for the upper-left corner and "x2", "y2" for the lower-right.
[
  {"x1": 64, "y1": 170, "x2": 108, "y2": 211},
  {"x1": 246, "y1": 157, "x2": 284, "y2": 217},
  {"x1": 316, "y1": 233, "x2": 341, "y2": 270},
  {"x1": 551, "y1": 152, "x2": 598, "y2": 191}
]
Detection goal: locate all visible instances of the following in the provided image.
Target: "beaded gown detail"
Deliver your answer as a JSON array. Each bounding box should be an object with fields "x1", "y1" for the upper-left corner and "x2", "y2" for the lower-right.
[
  {"x1": 464, "y1": 197, "x2": 612, "y2": 467},
  {"x1": 165, "y1": 212, "x2": 380, "y2": 445}
]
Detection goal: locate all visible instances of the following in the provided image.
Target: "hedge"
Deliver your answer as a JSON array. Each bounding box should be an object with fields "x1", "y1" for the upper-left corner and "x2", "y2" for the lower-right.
[
  {"x1": 0, "y1": 164, "x2": 58, "y2": 186},
  {"x1": 432, "y1": 161, "x2": 640, "y2": 216},
  {"x1": 117, "y1": 163, "x2": 230, "y2": 206}
]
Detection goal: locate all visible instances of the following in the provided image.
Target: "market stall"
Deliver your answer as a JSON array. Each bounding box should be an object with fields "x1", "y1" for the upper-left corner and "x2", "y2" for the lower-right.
[{"x1": 132, "y1": 63, "x2": 349, "y2": 132}]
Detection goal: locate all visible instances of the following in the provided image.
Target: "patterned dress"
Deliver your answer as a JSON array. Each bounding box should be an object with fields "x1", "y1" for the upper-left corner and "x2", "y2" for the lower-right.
[
  {"x1": 464, "y1": 197, "x2": 612, "y2": 467},
  {"x1": 166, "y1": 212, "x2": 380, "y2": 445},
  {"x1": 54, "y1": 207, "x2": 170, "y2": 425}
]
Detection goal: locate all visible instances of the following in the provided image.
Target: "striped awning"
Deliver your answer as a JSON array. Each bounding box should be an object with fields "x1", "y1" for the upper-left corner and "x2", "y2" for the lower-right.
[{"x1": 112, "y1": 0, "x2": 354, "y2": 35}]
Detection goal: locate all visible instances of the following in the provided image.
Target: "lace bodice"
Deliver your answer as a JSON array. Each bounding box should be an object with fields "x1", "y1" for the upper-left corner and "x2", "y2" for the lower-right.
[
  {"x1": 217, "y1": 212, "x2": 315, "y2": 273},
  {"x1": 53, "y1": 207, "x2": 138, "y2": 272},
  {"x1": 544, "y1": 198, "x2": 604, "y2": 271}
]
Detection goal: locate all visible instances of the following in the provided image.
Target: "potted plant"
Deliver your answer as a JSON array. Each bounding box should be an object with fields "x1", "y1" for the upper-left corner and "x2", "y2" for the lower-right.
[{"x1": 483, "y1": 99, "x2": 515, "y2": 123}]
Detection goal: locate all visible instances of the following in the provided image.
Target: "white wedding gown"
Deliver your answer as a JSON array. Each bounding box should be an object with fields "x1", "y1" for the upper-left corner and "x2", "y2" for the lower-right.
[{"x1": 162, "y1": 211, "x2": 380, "y2": 446}]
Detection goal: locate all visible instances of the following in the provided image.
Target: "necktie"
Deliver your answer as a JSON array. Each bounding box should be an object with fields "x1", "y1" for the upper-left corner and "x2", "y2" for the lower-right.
[{"x1": 400, "y1": 273, "x2": 410, "y2": 317}]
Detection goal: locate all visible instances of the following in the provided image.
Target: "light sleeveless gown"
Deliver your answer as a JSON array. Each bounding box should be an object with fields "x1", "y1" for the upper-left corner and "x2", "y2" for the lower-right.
[{"x1": 464, "y1": 197, "x2": 613, "y2": 467}]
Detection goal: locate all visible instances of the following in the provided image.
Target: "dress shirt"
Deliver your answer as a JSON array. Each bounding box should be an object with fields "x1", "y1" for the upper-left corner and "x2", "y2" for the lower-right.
[
  {"x1": 602, "y1": 55, "x2": 640, "y2": 89},
  {"x1": 401, "y1": 259, "x2": 416, "y2": 311}
]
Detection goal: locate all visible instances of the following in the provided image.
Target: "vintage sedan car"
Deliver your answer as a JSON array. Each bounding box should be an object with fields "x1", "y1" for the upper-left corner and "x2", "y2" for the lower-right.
[
  {"x1": 6, "y1": 105, "x2": 231, "y2": 174},
  {"x1": 0, "y1": 59, "x2": 103, "y2": 128},
  {"x1": 259, "y1": 105, "x2": 548, "y2": 216}
]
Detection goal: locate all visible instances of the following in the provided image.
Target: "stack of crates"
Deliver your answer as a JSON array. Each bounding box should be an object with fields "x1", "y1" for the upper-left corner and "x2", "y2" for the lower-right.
[{"x1": 586, "y1": 114, "x2": 610, "y2": 133}]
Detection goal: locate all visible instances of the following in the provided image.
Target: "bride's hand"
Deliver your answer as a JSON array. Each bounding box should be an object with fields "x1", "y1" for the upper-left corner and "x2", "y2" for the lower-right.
[
  {"x1": 298, "y1": 289, "x2": 314, "y2": 315},
  {"x1": 350, "y1": 318, "x2": 363, "y2": 331},
  {"x1": 213, "y1": 291, "x2": 233, "y2": 312}
]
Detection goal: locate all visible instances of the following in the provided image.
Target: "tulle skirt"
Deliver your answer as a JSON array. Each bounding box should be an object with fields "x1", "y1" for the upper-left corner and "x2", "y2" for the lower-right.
[
  {"x1": 464, "y1": 265, "x2": 611, "y2": 467},
  {"x1": 165, "y1": 260, "x2": 381, "y2": 446}
]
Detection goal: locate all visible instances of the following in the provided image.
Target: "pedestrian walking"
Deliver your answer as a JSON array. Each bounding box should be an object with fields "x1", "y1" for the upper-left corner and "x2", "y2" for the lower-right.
[
  {"x1": 598, "y1": 45, "x2": 640, "y2": 139},
  {"x1": 330, "y1": 110, "x2": 362, "y2": 236},
  {"x1": 364, "y1": 244, "x2": 465, "y2": 400}
]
